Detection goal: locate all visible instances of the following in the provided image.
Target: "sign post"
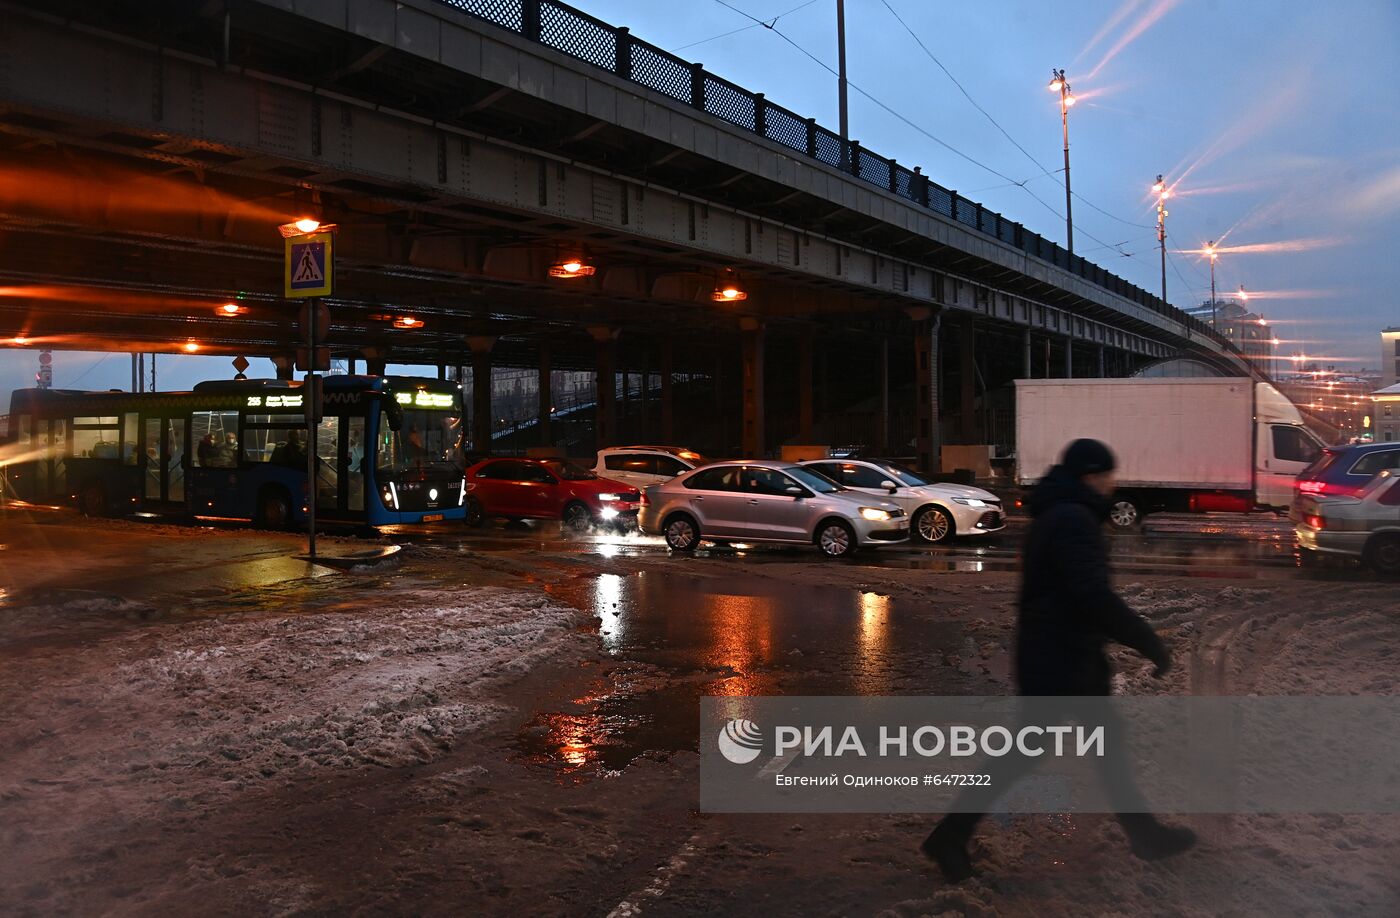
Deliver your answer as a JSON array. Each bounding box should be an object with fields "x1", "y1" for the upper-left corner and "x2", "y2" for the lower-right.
[{"x1": 284, "y1": 229, "x2": 334, "y2": 561}]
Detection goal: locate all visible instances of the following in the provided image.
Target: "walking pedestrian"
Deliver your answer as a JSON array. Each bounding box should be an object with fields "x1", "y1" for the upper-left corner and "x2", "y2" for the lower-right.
[{"x1": 922, "y1": 438, "x2": 1196, "y2": 882}]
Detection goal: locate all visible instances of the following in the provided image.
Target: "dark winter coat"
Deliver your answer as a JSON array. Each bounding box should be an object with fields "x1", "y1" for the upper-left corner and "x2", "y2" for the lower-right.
[{"x1": 1016, "y1": 465, "x2": 1167, "y2": 696}]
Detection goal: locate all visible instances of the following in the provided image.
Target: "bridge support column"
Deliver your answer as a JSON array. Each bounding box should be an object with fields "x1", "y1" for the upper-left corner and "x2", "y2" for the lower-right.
[
  {"x1": 740, "y1": 319, "x2": 765, "y2": 457},
  {"x1": 467, "y1": 336, "x2": 496, "y2": 454},
  {"x1": 959, "y1": 321, "x2": 977, "y2": 442},
  {"x1": 798, "y1": 327, "x2": 814, "y2": 443},
  {"x1": 660, "y1": 338, "x2": 674, "y2": 443},
  {"x1": 1097, "y1": 345, "x2": 1106, "y2": 378},
  {"x1": 907, "y1": 307, "x2": 941, "y2": 475},
  {"x1": 537, "y1": 343, "x2": 552, "y2": 446},
  {"x1": 1044, "y1": 339, "x2": 1052, "y2": 378},
  {"x1": 1022, "y1": 330, "x2": 1032, "y2": 379},
  {"x1": 271, "y1": 355, "x2": 294, "y2": 381},
  {"x1": 589, "y1": 327, "x2": 619, "y2": 449},
  {"x1": 363, "y1": 347, "x2": 388, "y2": 377},
  {"x1": 1064, "y1": 338, "x2": 1074, "y2": 379},
  {"x1": 878, "y1": 338, "x2": 889, "y2": 454}
]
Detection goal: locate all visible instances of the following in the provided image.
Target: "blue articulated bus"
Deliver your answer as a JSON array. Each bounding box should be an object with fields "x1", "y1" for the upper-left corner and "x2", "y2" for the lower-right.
[{"x1": 3, "y1": 375, "x2": 466, "y2": 527}]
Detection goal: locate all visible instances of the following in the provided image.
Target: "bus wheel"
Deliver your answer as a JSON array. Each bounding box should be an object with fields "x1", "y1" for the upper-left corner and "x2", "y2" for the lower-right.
[
  {"x1": 256, "y1": 488, "x2": 293, "y2": 530},
  {"x1": 562, "y1": 502, "x2": 593, "y2": 533},
  {"x1": 79, "y1": 482, "x2": 106, "y2": 517}
]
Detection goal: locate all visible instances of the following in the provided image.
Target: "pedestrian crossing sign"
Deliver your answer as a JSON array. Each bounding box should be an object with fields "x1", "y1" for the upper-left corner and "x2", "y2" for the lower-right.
[{"x1": 284, "y1": 232, "x2": 333, "y2": 298}]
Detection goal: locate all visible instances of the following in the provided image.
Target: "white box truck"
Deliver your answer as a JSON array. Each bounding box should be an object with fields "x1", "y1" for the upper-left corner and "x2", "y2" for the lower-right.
[{"x1": 1014, "y1": 378, "x2": 1325, "y2": 527}]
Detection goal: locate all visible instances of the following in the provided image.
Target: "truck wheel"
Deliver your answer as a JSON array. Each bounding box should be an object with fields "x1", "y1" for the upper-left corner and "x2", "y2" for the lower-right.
[
  {"x1": 816, "y1": 519, "x2": 857, "y2": 559},
  {"x1": 913, "y1": 505, "x2": 954, "y2": 543},
  {"x1": 1108, "y1": 498, "x2": 1140, "y2": 529},
  {"x1": 79, "y1": 482, "x2": 106, "y2": 517},
  {"x1": 1364, "y1": 534, "x2": 1400, "y2": 576}
]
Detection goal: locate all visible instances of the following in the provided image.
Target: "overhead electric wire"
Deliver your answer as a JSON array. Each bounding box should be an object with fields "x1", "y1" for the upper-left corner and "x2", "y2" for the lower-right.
[
  {"x1": 705, "y1": 0, "x2": 1149, "y2": 262},
  {"x1": 876, "y1": 0, "x2": 1155, "y2": 231},
  {"x1": 673, "y1": 0, "x2": 821, "y2": 52}
]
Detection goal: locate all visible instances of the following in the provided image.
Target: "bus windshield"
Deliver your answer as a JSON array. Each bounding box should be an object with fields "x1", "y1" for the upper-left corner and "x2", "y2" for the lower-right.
[{"x1": 377, "y1": 408, "x2": 464, "y2": 476}]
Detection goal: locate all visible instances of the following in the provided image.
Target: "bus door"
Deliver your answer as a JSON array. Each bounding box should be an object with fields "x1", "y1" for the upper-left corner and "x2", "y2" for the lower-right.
[
  {"x1": 142, "y1": 415, "x2": 187, "y2": 508},
  {"x1": 29, "y1": 417, "x2": 67, "y2": 501},
  {"x1": 189, "y1": 409, "x2": 241, "y2": 516},
  {"x1": 309, "y1": 414, "x2": 367, "y2": 520}
]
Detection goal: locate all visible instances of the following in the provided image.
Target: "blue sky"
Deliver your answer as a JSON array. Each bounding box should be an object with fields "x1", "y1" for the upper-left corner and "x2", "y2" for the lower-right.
[{"x1": 4, "y1": 0, "x2": 1397, "y2": 403}]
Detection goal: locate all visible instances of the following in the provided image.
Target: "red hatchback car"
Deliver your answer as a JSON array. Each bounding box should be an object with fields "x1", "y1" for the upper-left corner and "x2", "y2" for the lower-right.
[{"x1": 464, "y1": 457, "x2": 640, "y2": 531}]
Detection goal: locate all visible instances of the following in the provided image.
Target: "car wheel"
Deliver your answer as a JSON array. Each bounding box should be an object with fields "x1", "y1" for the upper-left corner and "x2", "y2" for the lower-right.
[
  {"x1": 663, "y1": 513, "x2": 700, "y2": 552},
  {"x1": 562, "y1": 501, "x2": 593, "y2": 533},
  {"x1": 1364, "y1": 534, "x2": 1400, "y2": 576},
  {"x1": 816, "y1": 519, "x2": 857, "y2": 559},
  {"x1": 255, "y1": 487, "x2": 293, "y2": 530},
  {"x1": 913, "y1": 505, "x2": 953, "y2": 543},
  {"x1": 1108, "y1": 497, "x2": 1140, "y2": 529},
  {"x1": 78, "y1": 482, "x2": 106, "y2": 517},
  {"x1": 463, "y1": 497, "x2": 485, "y2": 528}
]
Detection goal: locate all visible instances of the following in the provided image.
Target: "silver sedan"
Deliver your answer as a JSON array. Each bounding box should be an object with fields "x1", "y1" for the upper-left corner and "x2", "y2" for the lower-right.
[{"x1": 638, "y1": 461, "x2": 908, "y2": 558}]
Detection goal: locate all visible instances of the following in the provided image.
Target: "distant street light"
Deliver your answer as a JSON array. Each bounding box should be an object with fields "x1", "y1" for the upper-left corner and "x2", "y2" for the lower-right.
[
  {"x1": 1204, "y1": 240, "x2": 1219, "y2": 327},
  {"x1": 1152, "y1": 175, "x2": 1169, "y2": 305},
  {"x1": 1049, "y1": 69, "x2": 1076, "y2": 254}
]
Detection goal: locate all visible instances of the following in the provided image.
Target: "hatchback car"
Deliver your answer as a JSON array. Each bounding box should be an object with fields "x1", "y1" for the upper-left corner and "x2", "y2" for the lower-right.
[
  {"x1": 639, "y1": 461, "x2": 908, "y2": 558},
  {"x1": 1295, "y1": 442, "x2": 1400, "y2": 500},
  {"x1": 1295, "y1": 470, "x2": 1400, "y2": 574},
  {"x1": 592, "y1": 445, "x2": 709, "y2": 489},
  {"x1": 464, "y1": 458, "x2": 639, "y2": 531},
  {"x1": 799, "y1": 458, "x2": 1004, "y2": 543}
]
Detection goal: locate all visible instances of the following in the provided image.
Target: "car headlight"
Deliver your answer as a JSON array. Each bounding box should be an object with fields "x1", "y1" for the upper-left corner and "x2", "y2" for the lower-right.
[
  {"x1": 859, "y1": 507, "x2": 892, "y2": 521},
  {"x1": 599, "y1": 506, "x2": 620, "y2": 520},
  {"x1": 598, "y1": 493, "x2": 619, "y2": 502},
  {"x1": 952, "y1": 498, "x2": 986, "y2": 507}
]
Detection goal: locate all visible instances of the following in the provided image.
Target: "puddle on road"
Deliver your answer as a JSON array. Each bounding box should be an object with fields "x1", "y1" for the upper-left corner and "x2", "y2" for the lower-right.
[{"x1": 518, "y1": 571, "x2": 969, "y2": 774}]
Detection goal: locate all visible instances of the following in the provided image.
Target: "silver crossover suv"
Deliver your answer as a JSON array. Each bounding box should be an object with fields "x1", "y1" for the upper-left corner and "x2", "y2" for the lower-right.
[{"x1": 639, "y1": 461, "x2": 908, "y2": 558}]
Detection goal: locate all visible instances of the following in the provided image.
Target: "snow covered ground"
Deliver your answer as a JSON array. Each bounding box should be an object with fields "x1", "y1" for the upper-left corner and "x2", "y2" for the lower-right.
[{"x1": 1, "y1": 513, "x2": 1398, "y2": 916}]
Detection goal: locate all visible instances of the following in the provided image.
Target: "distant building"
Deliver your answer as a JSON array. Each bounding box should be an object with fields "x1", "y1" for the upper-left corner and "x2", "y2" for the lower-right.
[
  {"x1": 1383, "y1": 327, "x2": 1400, "y2": 389},
  {"x1": 1187, "y1": 298, "x2": 1277, "y2": 376},
  {"x1": 1277, "y1": 367, "x2": 1375, "y2": 441},
  {"x1": 1372, "y1": 383, "x2": 1400, "y2": 443}
]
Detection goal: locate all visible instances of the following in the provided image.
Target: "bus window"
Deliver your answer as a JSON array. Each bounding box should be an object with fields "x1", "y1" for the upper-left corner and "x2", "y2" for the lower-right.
[
  {"x1": 73, "y1": 417, "x2": 121, "y2": 459},
  {"x1": 192, "y1": 410, "x2": 239, "y2": 468},
  {"x1": 167, "y1": 419, "x2": 185, "y2": 502},
  {"x1": 315, "y1": 417, "x2": 339, "y2": 506},
  {"x1": 347, "y1": 416, "x2": 365, "y2": 511},
  {"x1": 243, "y1": 425, "x2": 301, "y2": 464},
  {"x1": 123, "y1": 412, "x2": 138, "y2": 465},
  {"x1": 145, "y1": 418, "x2": 161, "y2": 500},
  {"x1": 49, "y1": 419, "x2": 66, "y2": 492},
  {"x1": 376, "y1": 410, "x2": 404, "y2": 475}
]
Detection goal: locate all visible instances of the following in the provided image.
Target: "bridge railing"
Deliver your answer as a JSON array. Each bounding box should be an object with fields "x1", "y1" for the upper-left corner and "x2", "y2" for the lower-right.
[{"x1": 437, "y1": 0, "x2": 1237, "y2": 356}]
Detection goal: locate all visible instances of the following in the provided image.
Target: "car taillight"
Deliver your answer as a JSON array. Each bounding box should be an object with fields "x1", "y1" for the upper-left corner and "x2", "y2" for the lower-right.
[
  {"x1": 1305, "y1": 514, "x2": 1326, "y2": 530},
  {"x1": 1297, "y1": 480, "x2": 1326, "y2": 495}
]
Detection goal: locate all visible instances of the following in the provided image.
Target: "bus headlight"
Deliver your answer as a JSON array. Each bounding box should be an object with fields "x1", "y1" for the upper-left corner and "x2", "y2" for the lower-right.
[{"x1": 860, "y1": 507, "x2": 892, "y2": 521}]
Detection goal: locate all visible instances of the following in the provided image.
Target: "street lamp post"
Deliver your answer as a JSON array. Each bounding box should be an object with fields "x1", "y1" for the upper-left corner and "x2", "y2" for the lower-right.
[
  {"x1": 1204, "y1": 240, "x2": 1219, "y2": 328},
  {"x1": 1048, "y1": 69, "x2": 1076, "y2": 254},
  {"x1": 1152, "y1": 175, "x2": 1169, "y2": 306}
]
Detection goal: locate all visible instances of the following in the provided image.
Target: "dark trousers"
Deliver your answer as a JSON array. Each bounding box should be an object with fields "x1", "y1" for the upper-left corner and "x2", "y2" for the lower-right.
[{"x1": 939, "y1": 696, "x2": 1154, "y2": 839}]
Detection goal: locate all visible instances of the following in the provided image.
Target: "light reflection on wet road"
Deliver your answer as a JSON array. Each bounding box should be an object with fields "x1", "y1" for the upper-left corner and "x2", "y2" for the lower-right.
[{"x1": 518, "y1": 570, "x2": 968, "y2": 772}]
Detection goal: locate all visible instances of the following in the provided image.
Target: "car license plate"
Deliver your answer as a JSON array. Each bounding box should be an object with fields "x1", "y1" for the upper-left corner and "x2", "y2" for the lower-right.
[{"x1": 421, "y1": 513, "x2": 443, "y2": 522}]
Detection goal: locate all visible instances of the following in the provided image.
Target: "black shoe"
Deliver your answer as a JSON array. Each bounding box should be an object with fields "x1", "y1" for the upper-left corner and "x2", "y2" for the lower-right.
[
  {"x1": 1124, "y1": 821, "x2": 1197, "y2": 861},
  {"x1": 921, "y1": 821, "x2": 975, "y2": 883}
]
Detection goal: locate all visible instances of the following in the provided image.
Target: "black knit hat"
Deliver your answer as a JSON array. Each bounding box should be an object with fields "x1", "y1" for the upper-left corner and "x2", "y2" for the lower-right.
[{"x1": 1061, "y1": 438, "x2": 1116, "y2": 477}]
